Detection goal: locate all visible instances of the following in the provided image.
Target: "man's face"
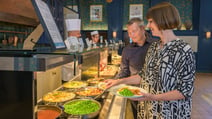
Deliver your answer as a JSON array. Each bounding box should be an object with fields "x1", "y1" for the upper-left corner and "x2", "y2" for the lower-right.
[
  {"x1": 92, "y1": 34, "x2": 99, "y2": 43},
  {"x1": 127, "y1": 22, "x2": 145, "y2": 43},
  {"x1": 68, "y1": 31, "x2": 81, "y2": 38}
]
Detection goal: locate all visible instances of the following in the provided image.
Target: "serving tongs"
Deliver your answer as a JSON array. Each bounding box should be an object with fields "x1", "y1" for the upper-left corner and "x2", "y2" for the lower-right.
[{"x1": 93, "y1": 88, "x2": 109, "y2": 99}]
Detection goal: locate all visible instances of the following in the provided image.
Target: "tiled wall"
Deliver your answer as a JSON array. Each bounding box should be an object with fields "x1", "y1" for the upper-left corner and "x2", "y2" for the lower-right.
[
  {"x1": 65, "y1": 0, "x2": 192, "y2": 30},
  {"x1": 123, "y1": 0, "x2": 150, "y2": 30},
  {"x1": 80, "y1": 0, "x2": 108, "y2": 30},
  {"x1": 123, "y1": 0, "x2": 192, "y2": 30}
]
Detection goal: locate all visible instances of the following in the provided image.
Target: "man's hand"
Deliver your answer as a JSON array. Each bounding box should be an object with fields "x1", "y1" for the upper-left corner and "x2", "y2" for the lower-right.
[{"x1": 104, "y1": 79, "x2": 120, "y2": 89}]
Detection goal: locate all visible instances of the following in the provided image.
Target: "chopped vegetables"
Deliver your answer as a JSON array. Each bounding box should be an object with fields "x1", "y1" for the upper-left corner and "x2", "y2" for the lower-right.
[{"x1": 64, "y1": 100, "x2": 100, "y2": 115}]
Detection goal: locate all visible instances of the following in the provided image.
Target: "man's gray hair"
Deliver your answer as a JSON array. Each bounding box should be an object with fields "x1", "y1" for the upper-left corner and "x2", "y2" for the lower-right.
[{"x1": 127, "y1": 17, "x2": 144, "y2": 27}]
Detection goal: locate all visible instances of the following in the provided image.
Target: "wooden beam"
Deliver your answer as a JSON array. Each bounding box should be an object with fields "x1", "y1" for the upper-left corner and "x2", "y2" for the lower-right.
[{"x1": 0, "y1": 12, "x2": 39, "y2": 26}]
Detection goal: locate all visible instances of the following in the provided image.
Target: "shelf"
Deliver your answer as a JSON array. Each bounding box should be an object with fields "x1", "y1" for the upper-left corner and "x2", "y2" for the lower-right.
[{"x1": 0, "y1": 30, "x2": 29, "y2": 35}]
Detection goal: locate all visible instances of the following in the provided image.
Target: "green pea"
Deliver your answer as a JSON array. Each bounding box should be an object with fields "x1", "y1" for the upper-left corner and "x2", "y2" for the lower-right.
[{"x1": 64, "y1": 100, "x2": 100, "y2": 115}]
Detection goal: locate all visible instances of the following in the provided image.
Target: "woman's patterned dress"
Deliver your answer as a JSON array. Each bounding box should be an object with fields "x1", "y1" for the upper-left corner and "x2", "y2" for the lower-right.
[{"x1": 137, "y1": 39, "x2": 196, "y2": 119}]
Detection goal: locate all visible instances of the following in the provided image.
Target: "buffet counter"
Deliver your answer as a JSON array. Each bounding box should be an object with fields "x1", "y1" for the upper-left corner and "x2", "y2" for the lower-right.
[
  {"x1": 99, "y1": 92, "x2": 127, "y2": 119},
  {"x1": 100, "y1": 93, "x2": 134, "y2": 119},
  {"x1": 0, "y1": 46, "x2": 128, "y2": 119}
]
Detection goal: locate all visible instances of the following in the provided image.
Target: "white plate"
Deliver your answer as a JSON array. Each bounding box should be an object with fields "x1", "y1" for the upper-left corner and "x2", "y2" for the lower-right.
[{"x1": 109, "y1": 84, "x2": 147, "y2": 98}]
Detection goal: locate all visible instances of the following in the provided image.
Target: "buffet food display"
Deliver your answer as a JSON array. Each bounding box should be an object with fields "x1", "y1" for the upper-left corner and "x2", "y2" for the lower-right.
[
  {"x1": 87, "y1": 77, "x2": 105, "y2": 86},
  {"x1": 42, "y1": 91, "x2": 76, "y2": 103},
  {"x1": 75, "y1": 86, "x2": 103, "y2": 97},
  {"x1": 37, "y1": 47, "x2": 122, "y2": 119},
  {"x1": 37, "y1": 105, "x2": 62, "y2": 119},
  {"x1": 63, "y1": 81, "x2": 88, "y2": 89},
  {"x1": 100, "y1": 65, "x2": 118, "y2": 77},
  {"x1": 63, "y1": 99, "x2": 101, "y2": 118},
  {"x1": 82, "y1": 68, "x2": 98, "y2": 79},
  {"x1": 112, "y1": 55, "x2": 122, "y2": 65}
]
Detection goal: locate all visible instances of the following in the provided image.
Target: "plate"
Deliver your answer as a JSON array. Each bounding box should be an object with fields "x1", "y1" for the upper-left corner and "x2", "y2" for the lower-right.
[{"x1": 109, "y1": 84, "x2": 147, "y2": 98}]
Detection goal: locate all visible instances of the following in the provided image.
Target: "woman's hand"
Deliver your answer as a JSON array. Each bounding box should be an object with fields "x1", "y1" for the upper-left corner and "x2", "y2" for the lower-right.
[
  {"x1": 129, "y1": 92, "x2": 155, "y2": 101},
  {"x1": 129, "y1": 89, "x2": 185, "y2": 101}
]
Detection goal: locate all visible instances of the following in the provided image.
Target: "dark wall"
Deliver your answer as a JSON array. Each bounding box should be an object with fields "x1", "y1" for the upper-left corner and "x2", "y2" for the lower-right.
[
  {"x1": 107, "y1": 0, "x2": 124, "y2": 41},
  {"x1": 197, "y1": 0, "x2": 212, "y2": 72},
  {"x1": 59, "y1": 0, "x2": 212, "y2": 72},
  {"x1": 106, "y1": 0, "x2": 212, "y2": 72}
]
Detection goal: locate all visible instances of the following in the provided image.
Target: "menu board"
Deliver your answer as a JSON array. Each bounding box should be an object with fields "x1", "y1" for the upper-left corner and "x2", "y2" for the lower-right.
[{"x1": 31, "y1": 0, "x2": 66, "y2": 50}]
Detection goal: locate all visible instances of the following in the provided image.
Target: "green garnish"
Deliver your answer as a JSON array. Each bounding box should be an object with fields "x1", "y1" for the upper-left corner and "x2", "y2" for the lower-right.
[
  {"x1": 119, "y1": 88, "x2": 134, "y2": 96},
  {"x1": 64, "y1": 100, "x2": 100, "y2": 115}
]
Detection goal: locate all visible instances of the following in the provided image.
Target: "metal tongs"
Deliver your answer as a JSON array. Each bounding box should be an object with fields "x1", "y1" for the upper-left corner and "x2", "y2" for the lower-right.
[{"x1": 93, "y1": 88, "x2": 109, "y2": 99}]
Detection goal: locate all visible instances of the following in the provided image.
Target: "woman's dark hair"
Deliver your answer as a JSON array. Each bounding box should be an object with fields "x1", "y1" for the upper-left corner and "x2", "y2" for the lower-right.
[{"x1": 146, "y1": 2, "x2": 181, "y2": 30}]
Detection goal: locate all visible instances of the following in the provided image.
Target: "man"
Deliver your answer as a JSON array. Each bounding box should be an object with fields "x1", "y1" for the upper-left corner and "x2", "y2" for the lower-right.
[
  {"x1": 115, "y1": 17, "x2": 156, "y2": 119},
  {"x1": 62, "y1": 19, "x2": 82, "y2": 82},
  {"x1": 90, "y1": 30, "x2": 100, "y2": 44},
  {"x1": 64, "y1": 18, "x2": 81, "y2": 52},
  {"x1": 115, "y1": 17, "x2": 155, "y2": 79}
]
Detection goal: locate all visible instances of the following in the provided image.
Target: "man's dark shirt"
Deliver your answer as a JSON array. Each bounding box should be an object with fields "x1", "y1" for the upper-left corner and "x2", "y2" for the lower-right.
[{"x1": 115, "y1": 38, "x2": 156, "y2": 79}]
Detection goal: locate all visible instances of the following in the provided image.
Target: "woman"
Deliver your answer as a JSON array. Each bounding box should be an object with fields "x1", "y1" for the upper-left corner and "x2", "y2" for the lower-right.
[{"x1": 105, "y1": 2, "x2": 196, "y2": 119}]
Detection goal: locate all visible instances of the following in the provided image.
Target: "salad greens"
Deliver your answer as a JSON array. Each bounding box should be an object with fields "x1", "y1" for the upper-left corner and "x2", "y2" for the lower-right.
[{"x1": 119, "y1": 88, "x2": 134, "y2": 96}]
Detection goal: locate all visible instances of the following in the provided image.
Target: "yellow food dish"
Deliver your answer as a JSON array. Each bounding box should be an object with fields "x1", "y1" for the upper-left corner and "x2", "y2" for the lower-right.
[
  {"x1": 43, "y1": 91, "x2": 75, "y2": 102},
  {"x1": 63, "y1": 81, "x2": 88, "y2": 89}
]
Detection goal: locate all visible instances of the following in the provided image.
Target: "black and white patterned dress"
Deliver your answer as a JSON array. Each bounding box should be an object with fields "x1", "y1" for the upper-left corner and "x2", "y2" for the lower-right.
[{"x1": 137, "y1": 39, "x2": 196, "y2": 119}]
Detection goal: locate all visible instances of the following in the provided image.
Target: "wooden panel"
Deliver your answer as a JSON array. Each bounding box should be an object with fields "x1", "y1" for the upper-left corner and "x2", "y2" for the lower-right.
[
  {"x1": 0, "y1": 0, "x2": 38, "y2": 26},
  {"x1": 0, "y1": 12, "x2": 39, "y2": 26}
]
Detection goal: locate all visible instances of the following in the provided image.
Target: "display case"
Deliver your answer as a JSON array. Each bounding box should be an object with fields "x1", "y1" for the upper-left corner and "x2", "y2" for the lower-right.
[{"x1": 79, "y1": 49, "x2": 100, "y2": 80}]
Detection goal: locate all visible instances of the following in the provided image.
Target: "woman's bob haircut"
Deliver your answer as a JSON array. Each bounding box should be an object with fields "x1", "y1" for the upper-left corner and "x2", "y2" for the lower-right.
[{"x1": 146, "y1": 2, "x2": 181, "y2": 30}]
